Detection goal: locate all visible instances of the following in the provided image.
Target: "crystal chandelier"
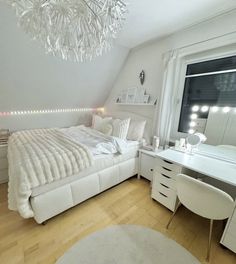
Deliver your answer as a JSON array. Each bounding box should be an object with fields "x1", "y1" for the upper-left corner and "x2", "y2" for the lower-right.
[{"x1": 7, "y1": 0, "x2": 127, "y2": 62}]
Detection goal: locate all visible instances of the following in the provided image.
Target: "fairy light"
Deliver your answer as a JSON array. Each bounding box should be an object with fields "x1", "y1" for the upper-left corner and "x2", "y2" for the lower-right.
[{"x1": 0, "y1": 108, "x2": 101, "y2": 116}]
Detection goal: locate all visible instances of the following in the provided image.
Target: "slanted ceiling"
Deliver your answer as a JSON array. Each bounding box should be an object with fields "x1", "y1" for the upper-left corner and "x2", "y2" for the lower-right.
[{"x1": 0, "y1": 4, "x2": 129, "y2": 111}]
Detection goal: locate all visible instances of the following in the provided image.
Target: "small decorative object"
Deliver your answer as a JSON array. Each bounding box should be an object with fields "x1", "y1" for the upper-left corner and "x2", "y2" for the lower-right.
[
  {"x1": 121, "y1": 90, "x2": 128, "y2": 103},
  {"x1": 7, "y1": 0, "x2": 128, "y2": 62},
  {"x1": 186, "y1": 133, "x2": 207, "y2": 154},
  {"x1": 143, "y1": 95, "x2": 150, "y2": 104},
  {"x1": 126, "y1": 87, "x2": 136, "y2": 104},
  {"x1": 139, "y1": 70, "x2": 145, "y2": 85},
  {"x1": 153, "y1": 136, "x2": 160, "y2": 152},
  {"x1": 135, "y1": 87, "x2": 145, "y2": 103},
  {"x1": 116, "y1": 96, "x2": 121, "y2": 103}
]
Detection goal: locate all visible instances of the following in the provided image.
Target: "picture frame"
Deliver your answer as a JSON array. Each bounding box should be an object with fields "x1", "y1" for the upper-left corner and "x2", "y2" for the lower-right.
[
  {"x1": 135, "y1": 87, "x2": 145, "y2": 103},
  {"x1": 143, "y1": 94, "x2": 150, "y2": 104},
  {"x1": 126, "y1": 87, "x2": 137, "y2": 103}
]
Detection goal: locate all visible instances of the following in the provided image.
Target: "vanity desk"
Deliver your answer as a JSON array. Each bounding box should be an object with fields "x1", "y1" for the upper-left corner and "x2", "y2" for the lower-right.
[{"x1": 151, "y1": 146, "x2": 236, "y2": 253}]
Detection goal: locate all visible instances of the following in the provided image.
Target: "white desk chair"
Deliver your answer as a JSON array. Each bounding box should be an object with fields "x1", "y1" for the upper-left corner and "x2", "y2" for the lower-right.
[{"x1": 166, "y1": 174, "x2": 234, "y2": 261}]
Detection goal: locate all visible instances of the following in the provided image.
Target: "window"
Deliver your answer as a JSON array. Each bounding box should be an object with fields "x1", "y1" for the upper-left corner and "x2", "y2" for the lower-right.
[{"x1": 178, "y1": 55, "x2": 236, "y2": 133}]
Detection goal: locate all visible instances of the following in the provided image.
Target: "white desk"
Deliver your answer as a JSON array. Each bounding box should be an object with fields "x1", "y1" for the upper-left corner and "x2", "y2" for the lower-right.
[
  {"x1": 156, "y1": 148, "x2": 236, "y2": 186},
  {"x1": 152, "y1": 147, "x2": 236, "y2": 253}
]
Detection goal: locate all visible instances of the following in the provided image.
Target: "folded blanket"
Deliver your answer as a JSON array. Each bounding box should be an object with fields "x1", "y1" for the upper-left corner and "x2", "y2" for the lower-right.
[{"x1": 8, "y1": 128, "x2": 93, "y2": 218}]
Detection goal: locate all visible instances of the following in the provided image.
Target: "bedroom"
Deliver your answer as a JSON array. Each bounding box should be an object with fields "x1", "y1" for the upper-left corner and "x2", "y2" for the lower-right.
[{"x1": 0, "y1": 0, "x2": 236, "y2": 263}]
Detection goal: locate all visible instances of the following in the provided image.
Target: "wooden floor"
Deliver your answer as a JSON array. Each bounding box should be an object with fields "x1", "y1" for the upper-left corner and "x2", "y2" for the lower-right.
[{"x1": 0, "y1": 178, "x2": 235, "y2": 264}]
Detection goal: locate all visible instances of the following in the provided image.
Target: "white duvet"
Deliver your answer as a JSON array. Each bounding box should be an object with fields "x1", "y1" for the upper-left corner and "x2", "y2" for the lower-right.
[
  {"x1": 61, "y1": 125, "x2": 129, "y2": 155},
  {"x1": 8, "y1": 126, "x2": 129, "y2": 219}
]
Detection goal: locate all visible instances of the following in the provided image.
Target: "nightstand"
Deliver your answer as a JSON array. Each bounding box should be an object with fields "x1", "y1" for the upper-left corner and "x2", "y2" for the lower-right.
[
  {"x1": 138, "y1": 148, "x2": 161, "y2": 182},
  {"x1": 0, "y1": 144, "x2": 8, "y2": 184}
]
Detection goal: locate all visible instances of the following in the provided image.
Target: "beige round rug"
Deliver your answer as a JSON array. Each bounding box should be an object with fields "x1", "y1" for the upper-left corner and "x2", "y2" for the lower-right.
[{"x1": 56, "y1": 225, "x2": 200, "y2": 264}]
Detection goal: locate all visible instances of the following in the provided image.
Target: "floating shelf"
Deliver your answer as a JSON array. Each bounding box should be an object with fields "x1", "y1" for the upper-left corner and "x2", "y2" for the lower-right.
[{"x1": 115, "y1": 103, "x2": 156, "y2": 106}]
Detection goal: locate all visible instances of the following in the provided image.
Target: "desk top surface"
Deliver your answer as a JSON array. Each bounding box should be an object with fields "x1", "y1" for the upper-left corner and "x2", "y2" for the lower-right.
[{"x1": 156, "y1": 148, "x2": 236, "y2": 187}]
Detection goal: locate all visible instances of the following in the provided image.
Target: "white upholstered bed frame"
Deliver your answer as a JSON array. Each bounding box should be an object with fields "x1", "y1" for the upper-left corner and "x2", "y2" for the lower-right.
[{"x1": 29, "y1": 111, "x2": 153, "y2": 224}]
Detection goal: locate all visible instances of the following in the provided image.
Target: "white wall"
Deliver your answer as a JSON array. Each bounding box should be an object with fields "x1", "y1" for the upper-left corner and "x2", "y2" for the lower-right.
[
  {"x1": 0, "y1": 4, "x2": 129, "y2": 130},
  {"x1": 104, "y1": 10, "x2": 236, "y2": 132}
]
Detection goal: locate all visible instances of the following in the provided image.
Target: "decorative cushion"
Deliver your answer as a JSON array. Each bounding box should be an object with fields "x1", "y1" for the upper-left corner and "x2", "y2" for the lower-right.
[
  {"x1": 127, "y1": 120, "x2": 146, "y2": 141},
  {"x1": 112, "y1": 118, "x2": 130, "y2": 139},
  {"x1": 100, "y1": 123, "x2": 113, "y2": 136},
  {"x1": 92, "y1": 115, "x2": 112, "y2": 132}
]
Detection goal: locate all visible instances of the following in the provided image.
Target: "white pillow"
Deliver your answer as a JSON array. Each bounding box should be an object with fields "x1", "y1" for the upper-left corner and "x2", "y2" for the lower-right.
[
  {"x1": 112, "y1": 118, "x2": 130, "y2": 139},
  {"x1": 100, "y1": 123, "x2": 113, "y2": 136},
  {"x1": 92, "y1": 115, "x2": 112, "y2": 132},
  {"x1": 127, "y1": 120, "x2": 146, "y2": 141}
]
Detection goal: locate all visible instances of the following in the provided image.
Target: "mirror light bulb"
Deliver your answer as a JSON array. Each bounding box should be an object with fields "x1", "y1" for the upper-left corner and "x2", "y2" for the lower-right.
[
  {"x1": 189, "y1": 121, "x2": 196, "y2": 127},
  {"x1": 188, "y1": 129, "x2": 195, "y2": 134},
  {"x1": 223, "y1": 107, "x2": 230, "y2": 113},
  {"x1": 201, "y1": 106, "x2": 209, "y2": 113},
  {"x1": 211, "y1": 106, "x2": 219, "y2": 113},
  {"x1": 190, "y1": 113, "x2": 198, "y2": 120},
  {"x1": 192, "y1": 105, "x2": 199, "y2": 112}
]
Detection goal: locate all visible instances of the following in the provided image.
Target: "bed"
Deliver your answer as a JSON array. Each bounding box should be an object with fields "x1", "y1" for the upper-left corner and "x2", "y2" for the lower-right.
[{"x1": 8, "y1": 111, "x2": 152, "y2": 224}]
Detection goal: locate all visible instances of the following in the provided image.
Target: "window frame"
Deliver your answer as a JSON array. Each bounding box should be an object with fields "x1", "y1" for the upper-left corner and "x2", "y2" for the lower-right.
[{"x1": 170, "y1": 46, "x2": 236, "y2": 142}]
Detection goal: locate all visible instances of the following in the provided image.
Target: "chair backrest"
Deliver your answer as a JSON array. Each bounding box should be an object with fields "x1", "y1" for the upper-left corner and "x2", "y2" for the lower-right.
[{"x1": 176, "y1": 174, "x2": 234, "y2": 220}]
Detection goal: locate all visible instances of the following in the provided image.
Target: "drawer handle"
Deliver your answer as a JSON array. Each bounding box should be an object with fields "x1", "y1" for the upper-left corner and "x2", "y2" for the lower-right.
[
  {"x1": 161, "y1": 173, "x2": 170, "y2": 179},
  {"x1": 162, "y1": 166, "x2": 171, "y2": 172},
  {"x1": 163, "y1": 159, "x2": 173, "y2": 165},
  {"x1": 150, "y1": 169, "x2": 153, "y2": 172},
  {"x1": 159, "y1": 192, "x2": 168, "y2": 198},
  {"x1": 160, "y1": 183, "x2": 169, "y2": 189}
]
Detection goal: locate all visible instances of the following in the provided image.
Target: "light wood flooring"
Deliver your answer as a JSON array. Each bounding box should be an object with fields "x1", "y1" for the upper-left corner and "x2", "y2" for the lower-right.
[{"x1": 0, "y1": 178, "x2": 235, "y2": 264}]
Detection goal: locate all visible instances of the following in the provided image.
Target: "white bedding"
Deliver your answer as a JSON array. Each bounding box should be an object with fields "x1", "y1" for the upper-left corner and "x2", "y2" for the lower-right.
[
  {"x1": 61, "y1": 125, "x2": 130, "y2": 155},
  {"x1": 31, "y1": 145, "x2": 140, "y2": 197},
  {"x1": 8, "y1": 125, "x2": 140, "y2": 219}
]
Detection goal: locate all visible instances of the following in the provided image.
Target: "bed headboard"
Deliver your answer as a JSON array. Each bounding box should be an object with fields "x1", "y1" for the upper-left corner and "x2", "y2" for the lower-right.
[{"x1": 105, "y1": 111, "x2": 153, "y2": 144}]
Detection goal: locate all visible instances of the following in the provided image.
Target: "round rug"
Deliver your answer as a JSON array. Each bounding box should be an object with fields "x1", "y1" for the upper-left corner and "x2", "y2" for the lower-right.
[{"x1": 56, "y1": 225, "x2": 200, "y2": 264}]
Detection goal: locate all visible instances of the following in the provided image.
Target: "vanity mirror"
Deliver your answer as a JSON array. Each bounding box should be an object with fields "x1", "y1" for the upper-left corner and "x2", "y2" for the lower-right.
[{"x1": 171, "y1": 53, "x2": 236, "y2": 147}]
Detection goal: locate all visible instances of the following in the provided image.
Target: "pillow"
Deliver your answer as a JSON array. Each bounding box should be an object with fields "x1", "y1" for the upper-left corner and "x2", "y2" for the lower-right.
[
  {"x1": 112, "y1": 118, "x2": 130, "y2": 139},
  {"x1": 100, "y1": 123, "x2": 113, "y2": 136},
  {"x1": 92, "y1": 115, "x2": 112, "y2": 132},
  {"x1": 127, "y1": 120, "x2": 146, "y2": 141}
]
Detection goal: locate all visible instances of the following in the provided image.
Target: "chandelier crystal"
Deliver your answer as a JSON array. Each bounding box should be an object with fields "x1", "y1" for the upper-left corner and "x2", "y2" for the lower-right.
[{"x1": 8, "y1": 0, "x2": 127, "y2": 62}]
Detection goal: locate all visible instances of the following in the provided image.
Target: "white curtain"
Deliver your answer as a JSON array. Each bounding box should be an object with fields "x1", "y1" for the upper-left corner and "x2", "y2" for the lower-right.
[{"x1": 155, "y1": 50, "x2": 179, "y2": 147}]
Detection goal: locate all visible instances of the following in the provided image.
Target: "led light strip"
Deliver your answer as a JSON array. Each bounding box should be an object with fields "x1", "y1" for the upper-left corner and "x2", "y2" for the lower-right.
[{"x1": 0, "y1": 108, "x2": 104, "y2": 116}]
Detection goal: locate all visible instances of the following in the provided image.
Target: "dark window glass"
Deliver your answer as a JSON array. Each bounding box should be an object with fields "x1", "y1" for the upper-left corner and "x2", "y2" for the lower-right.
[
  {"x1": 178, "y1": 59, "x2": 236, "y2": 133},
  {"x1": 186, "y1": 55, "x2": 236, "y2": 75}
]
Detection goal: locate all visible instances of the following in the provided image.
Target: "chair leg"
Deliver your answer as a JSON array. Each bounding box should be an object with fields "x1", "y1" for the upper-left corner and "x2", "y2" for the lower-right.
[
  {"x1": 166, "y1": 202, "x2": 181, "y2": 229},
  {"x1": 206, "y1": 219, "x2": 214, "y2": 262}
]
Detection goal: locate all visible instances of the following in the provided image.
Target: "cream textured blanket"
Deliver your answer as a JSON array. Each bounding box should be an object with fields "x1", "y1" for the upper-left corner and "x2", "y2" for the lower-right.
[{"x1": 8, "y1": 128, "x2": 93, "y2": 218}]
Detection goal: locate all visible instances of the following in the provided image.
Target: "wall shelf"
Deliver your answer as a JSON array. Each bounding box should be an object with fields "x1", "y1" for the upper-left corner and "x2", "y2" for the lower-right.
[{"x1": 115, "y1": 103, "x2": 156, "y2": 106}]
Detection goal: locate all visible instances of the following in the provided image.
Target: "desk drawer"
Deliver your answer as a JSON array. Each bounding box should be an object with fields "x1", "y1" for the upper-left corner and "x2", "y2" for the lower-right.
[
  {"x1": 152, "y1": 188, "x2": 177, "y2": 211},
  {"x1": 155, "y1": 166, "x2": 178, "y2": 180},
  {"x1": 0, "y1": 158, "x2": 8, "y2": 170},
  {"x1": 153, "y1": 172, "x2": 176, "y2": 191},
  {"x1": 154, "y1": 181, "x2": 176, "y2": 198},
  {"x1": 155, "y1": 158, "x2": 182, "y2": 173}
]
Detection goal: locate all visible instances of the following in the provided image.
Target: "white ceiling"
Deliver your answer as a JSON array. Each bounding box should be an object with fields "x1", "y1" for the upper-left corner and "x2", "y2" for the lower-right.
[{"x1": 117, "y1": 0, "x2": 236, "y2": 48}]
